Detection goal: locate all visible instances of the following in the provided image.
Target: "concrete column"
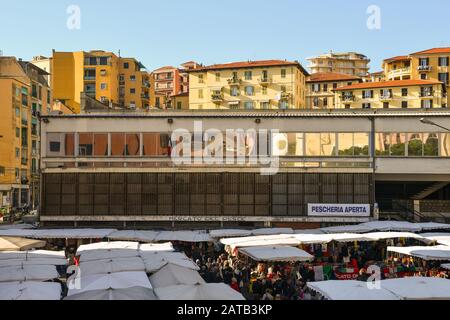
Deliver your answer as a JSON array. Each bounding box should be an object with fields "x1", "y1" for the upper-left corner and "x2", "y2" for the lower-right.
[{"x1": 413, "y1": 200, "x2": 421, "y2": 222}]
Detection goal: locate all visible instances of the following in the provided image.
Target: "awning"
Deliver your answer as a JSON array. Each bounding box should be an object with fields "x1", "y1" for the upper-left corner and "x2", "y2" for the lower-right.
[
  {"x1": 307, "y1": 280, "x2": 399, "y2": 300},
  {"x1": 149, "y1": 264, "x2": 205, "y2": 289},
  {"x1": 0, "y1": 281, "x2": 62, "y2": 300},
  {"x1": 154, "y1": 231, "x2": 212, "y2": 243},
  {"x1": 142, "y1": 251, "x2": 199, "y2": 273},
  {"x1": 65, "y1": 287, "x2": 158, "y2": 300},
  {"x1": 210, "y1": 229, "x2": 252, "y2": 238},
  {"x1": 78, "y1": 257, "x2": 146, "y2": 277},
  {"x1": 239, "y1": 245, "x2": 314, "y2": 262},
  {"x1": 108, "y1": 230, "x2": 159, "y2": 243},
  {"x1": 154, "y1": 283, "x2": 245, "y2": 300},
  {"x1": 387, "y1": 245, "x2": 450, "y2": 261},
  {"x1": 0, "y1": 265, "x2": 59, "y2": 282},
  {"x1": 0, "y1": 237, "x2": 46, "y2": 252},
  {"x1": 381, "y1": 277, "x2": 450, "y2": 300}
]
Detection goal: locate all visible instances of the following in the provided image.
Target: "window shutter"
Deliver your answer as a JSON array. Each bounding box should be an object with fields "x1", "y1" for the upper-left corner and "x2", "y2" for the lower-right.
[{"x1": 370, "y1": 90, "x2": 374, "y2": 98}]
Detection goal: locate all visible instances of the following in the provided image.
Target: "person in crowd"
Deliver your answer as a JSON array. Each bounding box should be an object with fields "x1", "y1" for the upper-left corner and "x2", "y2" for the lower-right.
[
  {"x1": 230, "y1": 277, "x2": 240, "y2": 292},
  {"x1": 261, "y1": 289, "x2": 274, "y2": 301}
]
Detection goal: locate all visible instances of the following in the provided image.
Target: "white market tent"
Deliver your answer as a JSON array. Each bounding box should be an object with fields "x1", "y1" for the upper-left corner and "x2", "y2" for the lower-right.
[
  {"x1": 382, "y1": 277, "x2": 450, "y2": 300},
  {"x1": 251, "y1": 228, "x2": 294, "y2": 236},
  {"x1": 295, "y1": 229, "x2": 325, "y2": 235},
  {"x1": 67, "y1": 271, "x2": 152, "y2": 297},
  {"x1": 141, "y1": 251, "x2": 199, "y2": 273},
  {"x1": 77, "y1": 242, "x2": 140, "y2": 262},
  {"x1": 65, "y1": 286, "x2": 158, "y2": 300},
  {"x1": 220, "y1": 234, "x2": 301, "y2": 250},
  {"x1": 0, "y1": 265, "x2": 59, "y2": 282},
  {"x1": 149, "y1": 264, "x2": 205, "y2": 288},
  {"x1": 0, "y1": 237, "x2": 46, "y2": 252},
  {"x1": 76, "y1": 241, "x2": 139, "y2": 254},
  {"x1": 139, "y1": 242, "x2": 175, "y2": 253},
  {"x1": 0, "y1": 258, "x2": 67, "y2": 267},
  {"x1": 420, "y1": 233, "x2": 450, "y2": 246},
  {"x1": 320, "y1": 221, "x2": 450, "y2": 234},
  {"x1": 441, "y1": 264, "x2": 450, "y2": 270},
  {"x1": 154, "y1": 283, "x2": 246, "y2": 300},
  {"x1": 0, "y1": 224, "x2": 35, "y2": 230},
  {"x1": 154, "y1": 231, "x2": 212, "y2": 243},
  {"x1": 78, "y1": 257, "x2": 146, "y2": 276},
  {"x1": 307, "y1": 280, "x2": 400, "y2": 300},
  {"x1": 107, "y1": 230, "x2": 159, "y2": 243},
  {"x1": 0, "y1": 281, "x2": 62, "y2": 300},
  {"x1": 239, "y1": 246, "x2": 314, "y2": 262},
  {"x1": 0, "y1": 228, "x2": 116, "y2": 239},
  {"x1": 209, "y1": 229, "x2": 253, "y2": 238},
  {"x1": 387, "y1": 245, "x2": 450, "y2": 261},
  {"x1": 0, "y1": 250, "x2": 66, "y2": 262},
  {"x1": 319, "y1": 224, "x2": 374, "y2": 234}
]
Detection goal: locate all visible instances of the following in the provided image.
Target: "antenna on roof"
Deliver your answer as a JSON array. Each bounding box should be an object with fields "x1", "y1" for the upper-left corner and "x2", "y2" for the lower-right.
[{"x1": 118, "y1": 50, "x2": 121, "y2": 57}]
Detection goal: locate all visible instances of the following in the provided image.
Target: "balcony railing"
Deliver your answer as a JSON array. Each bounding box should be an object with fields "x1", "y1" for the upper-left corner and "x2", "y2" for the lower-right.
[
  {"x1": 420, "y1": 90, "x2": 434, "y2": 98},
  {"x1": 388, "y1": 67, "x2": 411, "y2": 78},
  {"x1": 258, "y1": 77, "x2": 272, "y2": 85},
  {"x1": 227, "y1": 78, "x2": 242, "y2": 85},
  {"x1": 141, "y1": 94, "x2": 149, "y2": 99},
  {"x1": 342, "y1": 95, "x2": 355, "y2": 102},
  {"x1": 280, "y1": 92, "x2": 292, "y2": 100},
  {"x1": 211, "y1": 93, "x2": 224, "y2": 102},
  {"x1": 84, "y1": 76, "x2": 96, "y2": 81},
  {"x1": 418, "y1": 65, "x2": 432, "y2": 72},
  {"x1": 380, "y1": 93, "x2": 393, "y2": 100}
]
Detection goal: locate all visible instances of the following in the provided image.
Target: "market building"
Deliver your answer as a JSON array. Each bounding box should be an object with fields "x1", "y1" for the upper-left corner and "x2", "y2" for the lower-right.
[{"x1": 39, "y1": 109, "x2": 450, "y2": 229}]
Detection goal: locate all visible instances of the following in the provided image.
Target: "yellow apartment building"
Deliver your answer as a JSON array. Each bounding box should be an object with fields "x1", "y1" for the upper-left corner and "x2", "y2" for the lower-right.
[
  {"x1": 308, "y1": 52, "x2": 370, "y2": 77},
  {"x1": 334, "y1": 79, "x2": 445, "y2": 109},
  {"x1": 172, "y1": 92, "x2": 189, "y2": 110},
  {"x1": 306, "y1": 72, "x2": 361, "y2": 109},
  {"x1": 383, "y1": 56, "x2": 412, "y2": 81},
  {"x1": 188, "y1": 60, "x2": 309, "y2": 110},
  {"x1": 52, "y1": 50, "x2": 153, "y2": 113},
  {"x1": 0, "y1": 57, "x2": 51, "y2": 210}
]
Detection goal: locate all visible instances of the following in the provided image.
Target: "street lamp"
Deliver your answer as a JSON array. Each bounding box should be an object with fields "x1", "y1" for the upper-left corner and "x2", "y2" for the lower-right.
[{"x1": 420, "y1": 118, "x2": 450, "y2": 132}]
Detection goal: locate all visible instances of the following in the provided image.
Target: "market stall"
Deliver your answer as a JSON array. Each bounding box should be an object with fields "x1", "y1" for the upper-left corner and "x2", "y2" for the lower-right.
[
  {"x1": 0, "y1": 281, "x2": 62, "y2": 300},
  {"x1": 64, "y1": 286, "x2": 158, "y2": 300},
  {"x1": 154, "y1": 283, "x2": 246, "y2": 300},
  {"x1": 149, "y1": 263, "x2": 205, "y2": 288},
  {"x1": 238, "y1": 245, "x2": 314, "y2": 262},
  {"x1": 0, "y1": 237, "x2": 46, "y2": 252}
]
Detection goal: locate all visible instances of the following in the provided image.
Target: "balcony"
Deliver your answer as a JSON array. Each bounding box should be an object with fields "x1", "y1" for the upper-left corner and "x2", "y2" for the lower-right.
[
  {"x1": 119, "y1": 80, "x2": 126, "y2": 86},
  {"x1": 342, "y1": 94, "x2": 355, "y2": 102},
  {"x1": 142, "y1": 81, "x2": 151, "y2": 88},
  {"x1": 280, "y1": 92, "x2": 292, "y2": 100},
  {"x1": 227, "y1": 78, "x2": 242, "y2": 85},
  {"x1": 420, "y1": 90, "x2": 434, "y2": 98},
  {"x1": 141, "y1": 93, "x2": 150, "y2": 100},
  {"x1": 84, "y1": 75, "x2": 96, "y2": 81},
  {"x1": 211, "y1": 93, "x2": 224, "y2": 102},
  {"x1": 388, "y1": 67, "x2": 411, "y2": 79},
  {"x1": 380, "y1": 93, "x2": 393, "y2": 101},
  {"x1": 258, "y1": 77, "x2": 272, "y2": 86},
  {"x1": 418, "y1": 65, "x2": 432, "y2": 72}
]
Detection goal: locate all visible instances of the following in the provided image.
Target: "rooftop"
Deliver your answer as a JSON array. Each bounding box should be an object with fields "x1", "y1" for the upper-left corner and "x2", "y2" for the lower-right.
[
  {"x1": 411, "y1": 47, "x2": 450, "y2": 55},
  {"x1": 307, "y1": 72, "x2": 361, "y2": 82}
]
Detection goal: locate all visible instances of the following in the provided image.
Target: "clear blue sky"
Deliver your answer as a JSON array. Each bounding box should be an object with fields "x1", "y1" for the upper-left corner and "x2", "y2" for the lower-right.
[{"x1": 1, "y1": 0, "x2": 449, "y2": 72}]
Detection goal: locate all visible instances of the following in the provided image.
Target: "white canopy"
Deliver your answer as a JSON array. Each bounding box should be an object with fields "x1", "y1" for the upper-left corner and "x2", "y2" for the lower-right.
[
  {"x1": 0, "y1": 258, "x2": 67, "y2": 267},
  {"x1": 154, "y1": 231, "x2": 212, "y2": 243},
  {"x1": 292, "y1": 232, "x2": 424, "y2": 245},
  {"x1": 67, "y1": 271, "x2": 152, "y2": 297},
  {"x1": 0, "y1": 228, "x2": 116, "y2": 239},
  {"x1": 0, "y1": 250, "x2": 67, "y2": 265},
  {"x1": 320, "y1": 221, "x2": 450, "y2": 234},
  {"x1": 141, "y1": 251, "x2": 199, "y2": 273},
  {"x1": 420, "y1": 233, "x2": 450, "y2": 246},
  {"x1": 0, "y1": 281, "x2": 62, "y2": 300},
  {"x1": 307, "y1": 280, "x2": 399, "y2": 300},
  {"x1": 0, "y1": 237, "x2": 46, "y2": 252},
  {"x1": 149, "y1": 264, "x2": 205, "y2": 288},
  {"x1": 387, "y1": 245, "x2": 450, "y2": 260},
  {"x1": 441, "y1": 263, "x2": 450, "y2": 270},
  {"x1": 220, "y1": 234, "x2": 300, "y2": 249},
  {"x1": 209, "y1": 229, "x2": 252, "y2": 238},
  {"x1": 154, "y1": 283, "x2": 246, "y2": 300},
  {"x1": 77, "y1": 242, "x2": 140, "y2": 262},
  {"x1": 77, "y1": 241, "x2": 139, "y2": 254},
  {"x1": 0, "y1": 265, "x2": 59, "y2": 282},
  {"x1": 65, "y1": 286, "x2": 158, "y2": 300},
  {"x1": 78, "y1": 257, "x2": 146, "y2": 276},
  {"x1": 139, "y1": 242, "x2": 175, "y2": 253},
  {"x1": 382, "y1": 277, "x2": 450, "y2": 300},
  {"x1": 415, "y1": 222, "x2": 450, "y2": 231},
  {"x1": 239, "y1": 246, "x2": 314, "y2": 262},
  {"x1": 252, "y1": 228, "x2": 294, "y2": 236},
  {"x1": 0, "y1": 224, "x2": 35, "y2": 230},
  {"x1": 107, "y1": 230, "x2": 159, "y2": 243},
  {"x1": 319, "y1": 224, "x2": 374, "y2": 234},
  {"x1": 295, "y1": 229, "x2": 325, "y2": 235}
]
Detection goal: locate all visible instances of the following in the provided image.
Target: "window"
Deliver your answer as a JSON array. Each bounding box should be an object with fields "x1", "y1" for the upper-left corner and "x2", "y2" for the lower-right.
[
  {"x1": 419, "y1": 58, "x2": 429, "y2": 66},
  {"x1": 421, "y1": 100, "x2": 432, "y2": 109},
  {"x1": 93, "y1": 134, "x2": 108, "y2": 156},
  {"x1": 130, "y1": 75, "x2": 136, "y2": 81},
  {"x1": 439, "y1": 57, "x2": 449, "y2": 67},
  {"x1": 15, "y1": 107, "x2": 20, "y2": 117},
  {"x1": 420, "y1": 73, "x2": 427, "y2": 80},
  {"x1": 333, "y1": 83, "x2": 338, "y2": 89},
  {"x1": 100, "y1": 83, "x2": 107, "y2": 90},
  {"x1": 441, "y1": 133, "x2": 450, "y2": 157},
  {"x1": 32, "y1": 84, "x2": 37, "y2": 98},
  {"x1": 281, "y1": 86, "x2": 286, "y2": 93},
  {"x1": 231, "y1": 87, "x2": 239, "y2": 97},
  {"x1": 260, "y1": 102, "x2": 269, "y2": 109},
  {"x1": 383, "y1": 102, "x2": 389, "y2": 109},
  {"x1": 21, "y1": 87, "x2": 28, "y2": 106},
  {"x1": 439, "y1": 73, "x2": 449, "y2": 86},
  {"x1": 338, "y1": 133, "x2": 369, "y2": 156},
  {"x1": 111, "y1": 133, "x2": 125, "y2": 156},
  {"x1": 362, "y1": 103, "x2": 371, "y2": 109},
  {"x1": 198, "y1": 74, "x2": 204, "y2": 84},
  {"x1": 362, "y1": 90, "x2": 373, "y2": 99},
  {"x1": 124, "y1": 62, "x2": 129, "y2": 69},
  {"x1": 402, "y1": 101, "x2": 408, "y2": 108},
  {"x1": 375, "y1": 133, "x2": 390, "y2": 156},
  {"x1": 279, "y1": 101, "x2": 288, "y2": 109},
  {"x1": 78, "y1": 133, "x2": 93, "y2": 156},
  {"x1": 323, "y1": 97, "x2": 328, "y2": 107},
  {"x1": 262, "y1": 86, "x2": 267, "y2": 95},
  {"x1": 99, "y1": 57, "x2": 108, "y2": 65},
  {"x1": 198, "y1": 89, "x2": 203, "y2": 99},
  {"x1": 402, "y1": 88, "x2": 408, "y2": 96},
  {"x1": 408, "y1": 133, "x2": 423, "y2": 156},
  {"x1": 0, "y1": 166, "x2": 4, "y2": 176},
  {"x1": 15, "y1": 148, "x2": 20, "y2": 158},
  {"x1": 130, "y1": 88, "x2": 136, "y2": 94},
  {"x1": 313, "y1": 97, "x2": 319, "y2": 108},
  {"x1": 244, "y1": 101, "x2": 254, "y2": 110},
  {"x1": 323, "y1": 84, "x2": 328, "y2": 92},
  {"x1": 245, "y1": 86, "x2": 254, "y2": 96},
  {"x1": 84, "y1": 69, "x2": 96, "y2": 80},
  {"x1": 177, "y1": 101, "x2": 182, "y2": 110},
  {"x1": 312, "y1": 84, "x2": 320, "y2": 92},
  {"x1": 424, "y1": 133, "x2": 439, "y2": 156},
  {"x1": 143, "y1": 133, "x2": 169, "y2": 156},
  {"x1": 215, "y1": 73, "x2": 220, "y2": 82},
  {"x1": 244, "y1": 71, "x2": 252, "y2": 80},
  {"x1": 15, "y1": 169, "x2": 19, "y2": 181},
  {"x1": 16, "y1": 128, "x2": 20, "y2": 138},
  {"x1": 125, "y1": 133, "x2": 140, "y2": 156},
  {"x1": 49, "y1": 141, "x2": 61, "y2": 152},
  {"x1": 391, "y1": 133, "x2": 406, "y2": 156},
  {"x1": 281, "y1": 69, "x2": 286, "y2": 78}
]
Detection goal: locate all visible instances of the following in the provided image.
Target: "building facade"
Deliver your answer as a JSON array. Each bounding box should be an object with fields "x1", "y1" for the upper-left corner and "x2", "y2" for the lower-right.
[
  {"x1": 334, "y1": 80, "x2": 445, "y2": 109},
  {"x1": 383, "y1": 56, "x2": 412, "y2": 81},
  {"x1": 39, "y1": 110, "x2": 450, "y2": 228},
  {"x1": 306, "y1": 72, "x2": 361, "y2": 109},
  {"x1": 153, "y1": 66, "x2": 180, "y2": 109},
  {"x1": 0, "y1": 57, "x2": 51, "y2": 210},
  {"x1": 308, "y1": 52, "x2": 370, "y2": 77},
  {"x1": 51, "y1": 50, "x2": 152, "y2": 113},
  {"x1": 188, "y1": 60, "x2": 309, "y2": 110}
]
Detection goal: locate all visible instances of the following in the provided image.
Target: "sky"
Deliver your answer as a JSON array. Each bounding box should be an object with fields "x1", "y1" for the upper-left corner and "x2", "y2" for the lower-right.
[{"x1": 1, "y1": 0, "x2": 449, "y2": 72}]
